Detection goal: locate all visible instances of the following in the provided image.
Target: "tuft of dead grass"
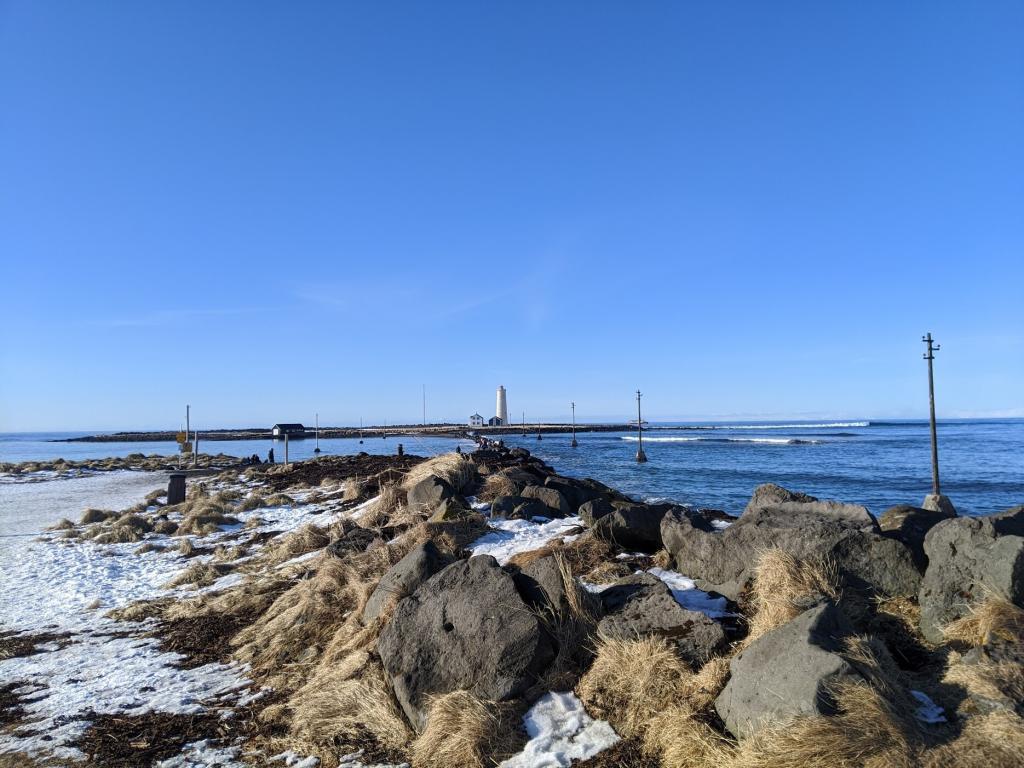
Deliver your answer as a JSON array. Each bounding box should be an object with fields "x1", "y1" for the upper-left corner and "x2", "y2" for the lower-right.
[
  {"x1": 644, "y1": 705, "x2": 736, "y2": 768},
  {"x1": 343, "y1": 477, "x2": 365, "y2": 502},
  {"x1": 921, "y1": 710, "x2": 1024, "y2": 768},
  {"x1": 289, "y1": 650, "x2": 412, "y2": 755},
  {"x1": 411, "y1": 690, "x2": 523, "y2": 768},
  {"x1": 744, "y1": 548, "x2": 838, "y2": 645},
  {"x1": 731, "y1": 680, "x2": 916, "y2": 768},
  {"x1": 163, "y1": 561, "x2": 230, "y2": 589},
  {"x1": 943, "y1": 655, "x2": 1024, "y2": 716},
  {"x1": 176, "y1": 508, "x2": 240, "y2": 536},
  {"x1": 943, "y1": 594, "x2": 1024, "y2": 647},
  {"x1": 261, "y1": 523, "x2": 329, "y2": 566},
  {"x1": 577, "y1": 635, "x2": 692, "y2": 738},
  {"x1": 478, "y1": 470, "x2": 520, "y2": 502},
  {"x1": 402, "y1": 453, "x2": 475, "y2": 496},
  {"x1": 80, "y1": 509, "x2": 114, "y2": 524}
]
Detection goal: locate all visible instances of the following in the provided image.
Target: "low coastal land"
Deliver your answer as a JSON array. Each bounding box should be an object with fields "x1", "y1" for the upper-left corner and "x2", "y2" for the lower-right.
[
  {"x1": 1, "y1": 447, "x2": 1022, "y2": 767},
  {"x1": 59, "y1": 424, "x2": 637, "y2": 443}
]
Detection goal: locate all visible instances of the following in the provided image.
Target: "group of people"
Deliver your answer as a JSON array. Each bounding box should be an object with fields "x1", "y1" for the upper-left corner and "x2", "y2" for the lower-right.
[{"x1": 240, "y1": 450, "x2": 273, "y2": 466}]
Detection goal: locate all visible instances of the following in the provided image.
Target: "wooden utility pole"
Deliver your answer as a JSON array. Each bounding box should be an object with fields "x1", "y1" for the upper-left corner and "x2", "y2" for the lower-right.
[
  {"x1": 923, "y1": 333, "x2": 941, "y2": 495},
  {"x1": 635, "y1": 390, "x2": 648, "y2": 463},
  {"x1": 570, "y1": 401, "x2": 578, "y2": 448}
]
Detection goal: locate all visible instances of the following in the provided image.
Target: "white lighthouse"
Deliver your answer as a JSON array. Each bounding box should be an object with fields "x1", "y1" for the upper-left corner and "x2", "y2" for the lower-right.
[{"x1": 496, "y1": 385, "x2": 508, "y2": 426}]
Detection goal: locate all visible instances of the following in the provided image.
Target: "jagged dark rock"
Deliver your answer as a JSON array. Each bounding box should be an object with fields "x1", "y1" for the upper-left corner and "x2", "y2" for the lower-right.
[{"x1": 377, "y1": 555, "x2": 555, "y2": 730}]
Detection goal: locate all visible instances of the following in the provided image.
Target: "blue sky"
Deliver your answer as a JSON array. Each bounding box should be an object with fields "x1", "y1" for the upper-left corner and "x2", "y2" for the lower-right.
[{"x1": 1, "y1": 1, "x2": 1022, "y2": 431}]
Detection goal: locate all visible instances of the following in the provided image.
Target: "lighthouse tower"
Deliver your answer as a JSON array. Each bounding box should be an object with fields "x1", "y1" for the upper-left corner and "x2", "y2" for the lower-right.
[{"x1": 496, "y1": 385, "x2": 508, "y2": 426}]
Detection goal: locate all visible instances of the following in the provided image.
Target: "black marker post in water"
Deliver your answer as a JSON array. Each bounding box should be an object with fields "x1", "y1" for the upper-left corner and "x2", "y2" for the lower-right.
[{"x1": 635, "y1": 390, "x2": 647, "y2": 463}]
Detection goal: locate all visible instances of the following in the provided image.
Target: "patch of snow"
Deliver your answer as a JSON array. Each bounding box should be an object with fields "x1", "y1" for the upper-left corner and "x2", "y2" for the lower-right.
[
  {"x1": 468, "y1": 516, "x2": 583, "y2": 565},
  {"x1": 711, "y1": 519, "x2": 733, "y2": 530},
  {"x1": 202, "y1": 572, "x2": 246, "y2": 592},
  {"x1": 645, "y1": 567, "x2": 731, "y2": 618},
  {"x1": 499, "y1": 691, "x2": 620, "y2": 768},
  {"x1": 615, "y1": 551, "x2": 647, "y2": 560},
  {"x1": 274, "y1": 549, "x2": 323, "y2": 570},
  {"x1": 578, "y1": 579, "x2": 613, "y2": 594},
  {"x1": 270, "y1": 751, "x2": 321, "y2": 767},
  {"x1": 157, "y1": 739, "x2": 245, "y2": 767},
  {"x1": 911, "y1": 690, "x2": 946, "y2": 723},
  {"x1": 0, "y1": 633, "x2": 252, "y2": 761}
]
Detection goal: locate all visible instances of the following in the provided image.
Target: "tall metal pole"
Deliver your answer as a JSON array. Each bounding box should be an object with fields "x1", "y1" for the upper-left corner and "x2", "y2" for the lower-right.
[
  {"x1": 423, "y1": 384, "x2": 426, "y2": 427},
  {"x1": 635, "y1": 390, "x2": 648, "y2": 463},
  {"x1": 284, "y1": 432, "x2": 289, "y2": 467},
  {"x1": 923, "y1": 333, "x2": 941, "y2": 495},
  {"x1": 570, "y1": 401, "x2": 578, "y2": 448},
  {"x1": 314, "y1": 412, "x2": 321, "y2": 454}
]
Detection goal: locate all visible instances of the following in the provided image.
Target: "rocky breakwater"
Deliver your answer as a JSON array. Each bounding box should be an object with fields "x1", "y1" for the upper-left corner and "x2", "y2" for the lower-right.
[{"x1": 75, "y1": 445, "x2": 1024, "y2": 768}]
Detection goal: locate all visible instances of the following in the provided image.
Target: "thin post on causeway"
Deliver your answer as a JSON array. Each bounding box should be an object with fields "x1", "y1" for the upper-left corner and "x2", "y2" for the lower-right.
[
  {"x1": 923, "y1": 332, "x2": 940, "y2": 495},
  {"x1": 570, "y1": 401, "x2": 578, "y2": 448},
  {"x1": 314, "y1": 412, "x2": 321, "y2": 454},
  {"x1": 635, "y1": 390, "x2": 648, "y2": 463}
]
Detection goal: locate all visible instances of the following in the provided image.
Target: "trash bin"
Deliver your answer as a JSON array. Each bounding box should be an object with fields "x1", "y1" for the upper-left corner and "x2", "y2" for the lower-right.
[{"x1": 168, "y1": 472, "x2": 187, "y2": 505}]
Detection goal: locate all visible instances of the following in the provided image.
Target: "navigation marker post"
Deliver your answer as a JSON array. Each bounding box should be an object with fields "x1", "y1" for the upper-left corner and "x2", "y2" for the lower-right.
[
  {"x1": 635, "y1": 390, "x2": 647, "y2": 463},
  {"x1": 921, "y1": 333, "x2": 955, "y2": 515},
  {"x1": 314, "y1": 413, "x2": 321, "y2": 454},
  {"x1": 570, "y1": 401, "x2": 578, "y2": 448}
]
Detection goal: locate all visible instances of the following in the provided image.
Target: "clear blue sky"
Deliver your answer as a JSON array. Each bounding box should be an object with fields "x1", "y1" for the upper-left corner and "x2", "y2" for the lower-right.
[{"x1": 1, "y1": 1, "x2": 1022, "y2": 431}]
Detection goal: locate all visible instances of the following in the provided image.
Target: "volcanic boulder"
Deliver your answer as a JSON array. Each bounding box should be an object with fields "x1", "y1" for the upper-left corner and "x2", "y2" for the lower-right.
[
  {"x1": 363, "y1": 541, "x2": 448, "y2": 623},
  {"x1": 520, "y1": 485, "x2": 572, "y2": 518},
  {"x1": 597, "y1": 572, "x2": 726, "y2": 666},
  {"x1": 592, "y1": 503, "x2": 668, "y2": 552},
  {"x1": 918, "y1": 505, "x2": 1024, "y2": 643},
  {"x1": 661, "y1": 486, "x2": 920, "y2": 602},
  {"x1": 716, "y1": 601, "x2": 861, "y2": 739},
  {"x1": 878, "y1": 504, "x2": 956, "y2": 570},
  {"x1": 377, "y1": 555, "x2": 555, "y2": 730},
  {"x1": 406, "y1": 474, "x2": 455, "y2": 511}
]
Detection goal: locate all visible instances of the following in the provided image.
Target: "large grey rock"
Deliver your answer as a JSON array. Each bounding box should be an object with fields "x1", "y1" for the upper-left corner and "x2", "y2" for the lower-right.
[
  {"x1": 509, "y1": 498, "x2": 550, "y2": 521},
  {"x1": 513, "y1": 553, "x2": 601, "y2": 618},
  {"x1": 578, "y1": 498, "x2": 615, "y2": 528},
  {"x1": 406, "y1": 474, "x2": 455, "y2": 511},
  {"x1": 491, "y1": 495, "x2": 530, "y2": 517},
  {"x1": 593, "y1": 503, "x2": 667, "y2": 552},
  {"x1": 741, "y1": 483, "x2": 877, "y2": 532},
  {"x1": 377, "y1": 555, "x2": 555, "y2": 730},
  {"x1": 597, "y1": 573, "x2": 726, "y2": 666},
  {"x1": 716, "y1": 601, "x2": 861, "y2": 739},
  {"x1": 543, "y1": 475, "x2": 602, "y2": 511},
  {"x1": 661, "y1": 500, "x2": 920, "y2": 602},
  {"x1": 363, "y1": 541, "x2": 447, "y2": 623},
  {"x1": 879, "y1": 504, "x2": 955, "y2": 570},
  {"x1": 918, "y1": 506, "x2": 1024, "y2": 643},
  {"x1": 520, "y1": 485, "x2": 572, "y2": 518}
]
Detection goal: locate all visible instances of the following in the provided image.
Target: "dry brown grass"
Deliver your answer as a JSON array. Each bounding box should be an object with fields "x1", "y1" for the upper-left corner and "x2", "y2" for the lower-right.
[
  {"x1": 744, "y1": 548, "x2": 839, "y2": 645},
  {"x1": 921, "y1": 710, "x2": 1024, "y2": 767},
  {"x1": 343, "y1": 477, "x2": 365, "y2": 502},
  {"x1": 163, "y1": 561, "x2": 229, "y2": 589},
  {"x1": 731, "y1": 681, "x2": 916, "y2": 768},
  {"x1": 92, "y1": 526, "x2": 147, "y2": 544},
  {"x1": 402, "y1": 453, "x2": 475, "y2": 495},
  {"x1": 533, "y1": 554, "x2": 601, "y2": 691},
  {"x1": 506, "y1": 531, "x2": 612, "y2": 577},
  {"x1": 107, "y1": 597, "x2": 174, "y2": 622},
  {"x1": 288, "y1": 650, "x2": 412, "y2": 755},
  {"x1": 261, "y1": 523, "x2": 329, "y2": 566},
  {"x1": 47, "y1": 518, "x2": 75, "y2": 531},
  {"x1": 80, "y1": 508, "x2": 114, "y2": 524},
  {"x1": 943, "y1": 655, "x2": 1024, "y2": 716},
  {"x1": 411, "y1": 690, "x2": 522, "y2": 768},
  {"x1": 943, "y1": 594, "x2": 1024, "y2": 647},
  {"x1": 644, "y1": 706, "x2": 736, "y2": 768},
  {"x1": 478, "y1": 470, "x2": 520, "y2": 502},
  {"x1": 577, "y1": 635, "x2": 692, "y2": 737},
  {"x1": 176, "y1": 508, "x2": 240, "y2": 536},
  {"x1": 360, "y1": 484, "x2": 407, "y2": 528}
]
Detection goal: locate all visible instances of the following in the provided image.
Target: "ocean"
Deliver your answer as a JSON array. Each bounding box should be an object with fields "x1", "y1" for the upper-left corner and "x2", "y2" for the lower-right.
[{"x1": 1, "y1": 419, "x2": 1022, "y2": 518}]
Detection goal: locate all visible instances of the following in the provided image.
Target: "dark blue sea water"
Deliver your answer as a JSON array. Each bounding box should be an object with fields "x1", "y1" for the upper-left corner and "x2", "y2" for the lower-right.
[{"x1": 2, "y1": 420, "x2": 1022, "y2": 517}]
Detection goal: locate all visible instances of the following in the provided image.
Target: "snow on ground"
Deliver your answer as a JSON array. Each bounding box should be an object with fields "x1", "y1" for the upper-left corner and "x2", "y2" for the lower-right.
[
  {"x1": 0, "y1": 471, "x2": 351, "y2": 763},
  {"x1": 499, "y1": 691, "x2": 619, "y2": 768},
  {"x1": 468, "y1": 516, "x2": 583, "y2": 564},
  {"x1": 157, "y1": 740, "x2": 246, "y2": 768},
  {"x1": 646, "y1": 567, "x2": 731, "y2": 618}
]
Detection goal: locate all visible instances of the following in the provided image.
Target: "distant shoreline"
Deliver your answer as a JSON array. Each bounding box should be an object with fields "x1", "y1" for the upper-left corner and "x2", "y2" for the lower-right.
[{"x1": 57, "y1": 423, "x2": 653, "y2": 443}]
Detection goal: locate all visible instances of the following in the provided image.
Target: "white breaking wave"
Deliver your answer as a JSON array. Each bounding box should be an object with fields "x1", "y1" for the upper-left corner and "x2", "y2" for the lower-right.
[
  {"x1": 702, "y1": 422, "x2": 868, "y2": 430},
  {"x1": 621, "y1": 436, "x2": 819, "y2": 445}
]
